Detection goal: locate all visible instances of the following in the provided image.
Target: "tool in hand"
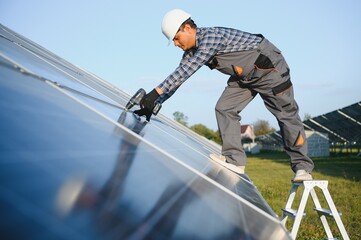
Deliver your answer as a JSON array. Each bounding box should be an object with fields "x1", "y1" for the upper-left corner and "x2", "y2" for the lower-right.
[{"x1": 125, "y1": 88, "x2": 161, "y2": 115}]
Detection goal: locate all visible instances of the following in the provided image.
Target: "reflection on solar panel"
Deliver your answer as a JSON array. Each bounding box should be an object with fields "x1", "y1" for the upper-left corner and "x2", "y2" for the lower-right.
[{"x1": 0, "y1": 24, "x2": 291, "y2": 239}]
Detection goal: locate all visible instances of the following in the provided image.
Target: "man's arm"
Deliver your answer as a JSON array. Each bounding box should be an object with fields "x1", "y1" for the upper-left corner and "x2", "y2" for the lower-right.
[
  {"x1": 134, "y1": 29, "x2": 222, "y2": 120},
  {"x1": 157, "y1": 47, "x2": 217, "y2": 96}
]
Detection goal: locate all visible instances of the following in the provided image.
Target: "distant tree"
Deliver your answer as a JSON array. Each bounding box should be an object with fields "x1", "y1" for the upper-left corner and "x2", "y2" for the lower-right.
[
  {"x1": 190, "y1": 124, "x2": 222, "y2": 145},
  {"x1": 172, "y1": 111, "x2": 222, "y2": 144},
  {"x1": 253, "y1": 119, "x2": 276, "y2": 136},
  {"x1": 304, "y1": 113, "x2": 312, "y2": 121},
  {"x1": 173, "y1": 111, "x2": 188, "y2": 126}
]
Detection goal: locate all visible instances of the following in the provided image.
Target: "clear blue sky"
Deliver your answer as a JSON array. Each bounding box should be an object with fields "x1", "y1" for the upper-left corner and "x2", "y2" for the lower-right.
[{"x1": 1, "y1": 1, "x2": 360, "y2": 130}]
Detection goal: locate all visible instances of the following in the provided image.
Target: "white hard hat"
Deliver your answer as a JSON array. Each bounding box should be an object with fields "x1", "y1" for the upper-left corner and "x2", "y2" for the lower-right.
[{"x1": 162, "y1": 9, "x2": 191, "y2": 43}]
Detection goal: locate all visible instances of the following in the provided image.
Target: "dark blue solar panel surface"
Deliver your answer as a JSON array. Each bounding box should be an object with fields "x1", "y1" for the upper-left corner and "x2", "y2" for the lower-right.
[
  {"x1": 0, "y1": 24, "x2": 291, "y2": 240},
  {"x1": 303, "y1": 102, "x2": 361, "y2": 143}
]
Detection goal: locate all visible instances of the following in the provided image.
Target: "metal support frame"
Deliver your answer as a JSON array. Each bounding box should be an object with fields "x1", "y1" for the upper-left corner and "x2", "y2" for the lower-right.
[{"x1": 281, "y1": 180, "x2": 349, "y2": 240}]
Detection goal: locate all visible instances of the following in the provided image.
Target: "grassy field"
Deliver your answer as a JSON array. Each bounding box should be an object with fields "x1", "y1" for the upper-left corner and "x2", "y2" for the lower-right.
[{"x1": 246, "y1": 151, "x2": 361, "y2": 240}]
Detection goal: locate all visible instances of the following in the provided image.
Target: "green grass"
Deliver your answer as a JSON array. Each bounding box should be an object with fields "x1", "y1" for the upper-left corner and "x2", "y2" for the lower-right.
[{"x1": 246, "y1": 151, "x2": 361, "y2": 240}]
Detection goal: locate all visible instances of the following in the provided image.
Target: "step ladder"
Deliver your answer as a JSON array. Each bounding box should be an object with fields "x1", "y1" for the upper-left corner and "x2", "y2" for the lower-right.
[{"x1": 281, "y1": 180, "x2": 349, "y2": 240}]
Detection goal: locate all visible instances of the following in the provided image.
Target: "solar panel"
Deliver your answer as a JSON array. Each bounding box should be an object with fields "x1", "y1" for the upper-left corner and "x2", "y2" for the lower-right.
[
  {"x1": 341, "y1": 102, "x2": 361, "y2": 122},
  {"x1": 303, "y1": 102, "x2": 361, "y2": 143},
  {"x1": 0, "y1": 23, "x2": 291, "y2": 239}
]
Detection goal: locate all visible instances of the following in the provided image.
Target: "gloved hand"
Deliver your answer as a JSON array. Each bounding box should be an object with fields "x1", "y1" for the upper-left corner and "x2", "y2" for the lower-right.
[
  {"x1": 133, "y1": 108, "x2": 153, "y2": 121},
  {"x1": 134, "y1": 89, "x2": 160, "y2": 121}
]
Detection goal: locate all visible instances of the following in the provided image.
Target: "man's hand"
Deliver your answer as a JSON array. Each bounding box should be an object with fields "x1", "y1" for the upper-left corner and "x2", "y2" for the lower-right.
[
  {"x1": 133, "y1": 89, "x2": 160, "y2": 121},
  {"x1": 140, "y1": 89, "x2": 160, "y2": 110},
  {"x1": 133, "y1": 108, "x2": 153, "y2": 121}
]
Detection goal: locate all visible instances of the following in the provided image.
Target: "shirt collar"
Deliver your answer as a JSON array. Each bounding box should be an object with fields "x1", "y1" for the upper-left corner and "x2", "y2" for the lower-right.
[{"x1": 195, "y1": 28, "x2": 202, "y2": 49}]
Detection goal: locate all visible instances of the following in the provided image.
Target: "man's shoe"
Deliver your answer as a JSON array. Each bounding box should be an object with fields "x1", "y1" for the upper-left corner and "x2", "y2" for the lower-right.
[
  {"x1": 293, "y1": 170, "x2": 313, "y2": 182},
  {"x1": 209, "y1": 154, "x2": 245, "y2": 174}
]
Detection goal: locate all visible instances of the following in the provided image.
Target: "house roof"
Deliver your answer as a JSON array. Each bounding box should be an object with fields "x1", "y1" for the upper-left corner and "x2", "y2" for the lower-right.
[{"x1": 241, "y1": 124, "x2": 251, "y2": 134}]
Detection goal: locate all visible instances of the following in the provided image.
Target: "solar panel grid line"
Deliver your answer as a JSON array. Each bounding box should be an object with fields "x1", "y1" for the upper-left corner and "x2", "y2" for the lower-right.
[
  {"x1": 0, "y1": 52, "x2": 35, "y2": 75},
  {"x1": 1, "y1": 24, "x2": 59, "y2": 58},
  {"x1": 303, "y1": 122, "x2": 329, "y2": 137},
  {"x1": 0, "y1": 51, "x2": 123, "y2": 117},
  {"x1": 1, "y1": 35, "x2": 128, "y2": 114},
  {"x1": 44, "y1": 77, "x2": 281, "y2": 223},
  {"x1": 155, "y1": 114, "x2": 222, "y2": 153},
  {"x1": 76, "y1": 65, "x2": 133, "y2": 100},
  {"x1": 55, "y1": 83, "x2": 125, "y2": 110},
  {"x1": 1, "y1": 41, "x2": 221, "y2": 183},
  {"x1": 2, "y1": 24, "x2": 223, "y2": 157},
  {"x1": 151, "y1": 122, "x2": 253, "y2": 184},
  {"x1": 0, "y1": 27, "x2": 116, "y2": 102},
  {"x1": 2, "y1": 25, "x2": 133, "y2": 108},
  {"x1": 153, "y1": 120, "x2": 220, "y2": 154},
  {"x1": 113, "y1": 90, "x2": 221, "y2": 152},
  {"x1": 0, "y1": 24, "x2": 84, "y2": 76},
  {"x1": 64, "y1": 67, "x2": 132, "y2": 107},
  {"x1": 152, "y1": 122, "x2": 214, "y2": 157},
  {"x1": 1, "y1": 34, "x2": 84, "y2": 82},
  {"x1": 0, "y1": 36, "x2": 78, "y2": 84},
  {"x1": 337, "y1": 110, "x2": 361, "y2": 126},
  {"x1": 1, "y1": 27, "x2": 125, "y2": 109},
  {"x1": 302, "y1": 101, "x2": 361, "y2": 143},
  {"x1": 317, "y1": 113, "x2": 358, "y2": 140},
  {"x1": 308, "y1": 118, "x2": 347, "y2": 141},
  {"x1": 319, "y1": 115, "x2": 351, "y2": 130},
  {"x1": 347, "y1": 103, "x2": 361, "y2": 124},
  {"x1": 343, "y1": 103, "x2": 359, "y2": 113},
  {"x1": 9, "y1": 39, "x2": 112, "y2": 101}
]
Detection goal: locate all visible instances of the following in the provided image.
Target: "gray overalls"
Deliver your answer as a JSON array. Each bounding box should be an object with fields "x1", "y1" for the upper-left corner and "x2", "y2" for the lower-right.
[{"x1": 206, "y1": 37, "x2": 314, "y2": 173}]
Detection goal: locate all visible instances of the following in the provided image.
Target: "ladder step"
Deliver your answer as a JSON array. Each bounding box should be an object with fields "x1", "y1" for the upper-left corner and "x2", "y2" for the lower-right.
[
  {"x1": 314, "y1": 208, "x2": 342, "y2": 217},
  {"x1": 282, "y1": 208, "x2": 306, "y2": 218}
]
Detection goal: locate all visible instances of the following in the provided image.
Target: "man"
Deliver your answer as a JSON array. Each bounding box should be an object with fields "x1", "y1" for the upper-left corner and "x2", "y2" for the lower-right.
[{"x1": 134, "y1": 9, "x2": 314, "y2": 182}]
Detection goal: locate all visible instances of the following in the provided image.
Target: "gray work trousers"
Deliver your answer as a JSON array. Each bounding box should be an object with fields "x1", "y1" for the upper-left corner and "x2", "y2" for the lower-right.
[{"x1": 215, "y1": 50, "x2": 314, "y2": 173}]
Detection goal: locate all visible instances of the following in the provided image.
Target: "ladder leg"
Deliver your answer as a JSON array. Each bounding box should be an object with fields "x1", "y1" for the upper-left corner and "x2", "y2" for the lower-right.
[
  {"x1": 321, "y1": 188, "x2": 350, "y2": 240},
  {"x1": 309, "y1": 188, "x2": 334, "y2": 238},
  {"x1": 282, "y1": 184, "x2": 299, "y2": 225},
  {"x1": 290, "y1": 187, "x2": 310, "y2": 239}
]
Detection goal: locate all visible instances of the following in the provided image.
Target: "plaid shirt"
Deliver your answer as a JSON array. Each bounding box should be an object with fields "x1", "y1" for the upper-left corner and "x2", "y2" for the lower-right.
[{"x1": 157, "y1": 27, "x2": 263, "y2": 102}]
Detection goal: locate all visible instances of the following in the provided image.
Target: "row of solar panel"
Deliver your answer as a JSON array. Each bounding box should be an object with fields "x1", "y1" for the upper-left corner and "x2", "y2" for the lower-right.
[
  {"x1": 0, "y1": 24, "x2": 291, "y2": 239},
  {"x1": 303, "y1": 102, "x2": 361, "y2": 143}
]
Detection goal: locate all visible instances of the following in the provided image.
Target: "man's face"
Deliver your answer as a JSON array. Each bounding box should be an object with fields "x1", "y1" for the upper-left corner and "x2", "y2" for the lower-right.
[{"x1": 173, "y1": 24, "x2": 196, "y2": 51}]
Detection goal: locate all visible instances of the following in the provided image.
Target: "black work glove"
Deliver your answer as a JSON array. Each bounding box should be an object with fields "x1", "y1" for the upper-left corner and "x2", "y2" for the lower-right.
[
  {"x1": 133, "y1": 108, "x2": 153, "y2": 121},
  {"x1": 140, "y1": 89, "x2": 160, "y2": 110},
  {"x1": 134, "y1": 89, "x2": 160, "y2": 121}
]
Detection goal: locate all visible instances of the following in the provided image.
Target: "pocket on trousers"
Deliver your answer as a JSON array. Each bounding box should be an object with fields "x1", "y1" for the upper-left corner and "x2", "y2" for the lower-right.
[
  {"x1": 254, "y1": 54, "x2": 274, "y2": 69},
  {"x1": 294, "y1": 131, "x2": 305, "y2": 147},
  {"x1": 272, "y1": 78, "x2": 293, "y2": 96}
]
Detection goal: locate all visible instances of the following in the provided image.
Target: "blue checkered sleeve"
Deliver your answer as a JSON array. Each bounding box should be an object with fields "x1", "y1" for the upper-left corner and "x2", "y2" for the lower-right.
[{"x1": 158, "y1": 43, "x2": 219, "y2": 95}]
